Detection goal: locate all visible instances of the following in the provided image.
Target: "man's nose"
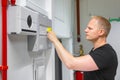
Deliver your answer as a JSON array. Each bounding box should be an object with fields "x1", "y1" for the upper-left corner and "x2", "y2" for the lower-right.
[{"x1": 84, "y1": 28, "x2": 87, "y2": 32}]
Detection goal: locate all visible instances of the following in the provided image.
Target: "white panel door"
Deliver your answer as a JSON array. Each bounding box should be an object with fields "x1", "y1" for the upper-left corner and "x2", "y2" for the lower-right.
[{"x1": 52, "y1": 0, "x2": 72, "y2": 38}]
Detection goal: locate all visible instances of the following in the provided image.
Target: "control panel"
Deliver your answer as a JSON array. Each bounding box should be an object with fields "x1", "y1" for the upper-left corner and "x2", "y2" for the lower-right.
[{"x1": 7, "y1": 6, "x2": 39, "y2": 35}]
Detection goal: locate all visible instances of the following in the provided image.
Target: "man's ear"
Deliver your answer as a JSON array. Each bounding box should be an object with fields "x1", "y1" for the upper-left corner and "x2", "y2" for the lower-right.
[{"x1": 98, "y1": 29, "x2": 105, "y2": 36}]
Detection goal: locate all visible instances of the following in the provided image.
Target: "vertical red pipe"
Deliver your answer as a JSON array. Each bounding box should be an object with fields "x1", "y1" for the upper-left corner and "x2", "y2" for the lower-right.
[
  {"x1": 1, "y1": 0, "x2": 16, "y2": 79},
  {"x1": 76, "y1": 0, "x2": 80, "y2": 42},
  {"x1": 1, "y1": 0, "x2": 8, "y2": 80},
  {"x1": 75, "y1": 0, "x2": 84, "y2": 80}
]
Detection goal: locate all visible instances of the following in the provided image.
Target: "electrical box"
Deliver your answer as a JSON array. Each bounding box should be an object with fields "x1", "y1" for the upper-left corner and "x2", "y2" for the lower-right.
[
  {"x1": 28, "y1": 13, "x2": 52, "y2": 52},
  {"x1": 7, "y1": 6, "x2": 39, "y2": 35}
]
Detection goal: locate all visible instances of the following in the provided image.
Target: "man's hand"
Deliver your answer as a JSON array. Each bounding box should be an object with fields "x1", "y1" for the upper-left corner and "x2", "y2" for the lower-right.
[{"x1": 47, "y1": 31, "x2": 58, "y2": 43}]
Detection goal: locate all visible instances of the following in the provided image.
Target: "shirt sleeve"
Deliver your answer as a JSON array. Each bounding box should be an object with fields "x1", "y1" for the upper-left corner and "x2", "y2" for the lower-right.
[{"x1": 89, "y1": 49, "x2": 111, "y2": 69}]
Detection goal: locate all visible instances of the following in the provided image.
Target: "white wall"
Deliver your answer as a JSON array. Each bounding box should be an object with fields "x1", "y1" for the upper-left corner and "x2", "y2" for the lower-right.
[
  {"x1": 87, "y1": 0, "x2": 120, "y2": 18},
  {"x1": 79, "y1": 0, "x2": 120, "y2": 53}
]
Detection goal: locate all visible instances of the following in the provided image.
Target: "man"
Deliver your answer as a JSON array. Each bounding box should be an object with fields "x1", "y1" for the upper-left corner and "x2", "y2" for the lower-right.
[{"x1": 47, "y1": 16, "x2": 118, "y2": 80}]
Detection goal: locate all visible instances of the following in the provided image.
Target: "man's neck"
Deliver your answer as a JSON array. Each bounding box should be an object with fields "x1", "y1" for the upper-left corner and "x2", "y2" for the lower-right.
[{"x1": 93, "y1": 38, "x2": 106, "y2": 50}]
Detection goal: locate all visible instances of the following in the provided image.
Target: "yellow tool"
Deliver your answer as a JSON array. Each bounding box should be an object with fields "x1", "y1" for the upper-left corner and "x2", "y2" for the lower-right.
[{"x1": 47, "y1": 27, "x2": 52, "y2": 32}]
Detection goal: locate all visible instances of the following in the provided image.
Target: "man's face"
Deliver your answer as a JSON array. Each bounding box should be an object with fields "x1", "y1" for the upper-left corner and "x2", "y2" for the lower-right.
[{"x1": 85, "y1": 19, "x2": 101, "y2": 41}]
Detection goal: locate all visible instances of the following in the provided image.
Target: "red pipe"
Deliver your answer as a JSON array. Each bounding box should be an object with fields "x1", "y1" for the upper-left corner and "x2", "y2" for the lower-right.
[
  {"x1": 75, "y1": 71, "x2": 84, "y2": 80},
  {"x1": 0, "y1": 0, "x2": 8, "y2": 80},
  {"x1": 11, "y1": 0, "x2": 16, "y2": 6},
  {"x1": 75, "y1": 0, "x2": 84, "y2": 80},
  {"x1": 76, "y1": 0, "x2": 80, "y2": 42}
]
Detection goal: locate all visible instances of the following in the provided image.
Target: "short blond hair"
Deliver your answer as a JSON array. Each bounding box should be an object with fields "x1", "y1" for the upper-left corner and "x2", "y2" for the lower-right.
[{"x1": 91, "y1": 16, "x2": 111, "y2": 37}]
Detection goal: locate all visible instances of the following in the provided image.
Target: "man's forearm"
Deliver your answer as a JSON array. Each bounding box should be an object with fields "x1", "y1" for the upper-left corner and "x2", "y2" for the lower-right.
[{"x1": 53, "y1": 39, "x2": 75, "y2": 68}]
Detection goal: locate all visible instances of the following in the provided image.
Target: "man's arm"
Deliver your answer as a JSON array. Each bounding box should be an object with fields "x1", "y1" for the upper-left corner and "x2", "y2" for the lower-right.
[{"x1": 47, "y1": 31, "x2": 99, "y2": 71}]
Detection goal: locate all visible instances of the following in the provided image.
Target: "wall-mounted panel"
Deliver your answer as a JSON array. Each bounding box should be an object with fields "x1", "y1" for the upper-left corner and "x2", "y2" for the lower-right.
[{"x1": 7, "y1": 6, "x2": 39, "y2": 35}]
